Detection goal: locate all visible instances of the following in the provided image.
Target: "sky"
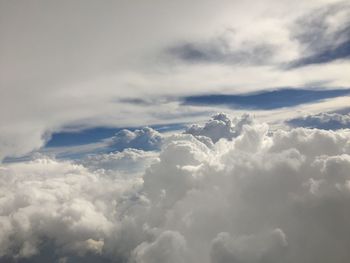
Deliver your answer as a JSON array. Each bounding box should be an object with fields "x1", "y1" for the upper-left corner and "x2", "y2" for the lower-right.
[{"x1": 1, "y1": 0, "x2": 350, "y2": 262}]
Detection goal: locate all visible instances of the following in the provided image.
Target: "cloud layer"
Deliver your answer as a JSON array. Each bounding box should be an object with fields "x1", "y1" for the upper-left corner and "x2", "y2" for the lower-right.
[
  {"x1": 1, "y1": 0, "x2": 350, "y2": 160},
  {"x1": 1, "y1": 114, "x2": 350, "y2": 262}
]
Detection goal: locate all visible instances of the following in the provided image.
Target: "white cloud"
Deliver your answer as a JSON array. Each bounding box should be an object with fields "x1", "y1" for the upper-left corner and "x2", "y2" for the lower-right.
[
  {"x1": 1, "y1": 114, "x2": 350, "y2": 262},
  {"x1": 108, "y1": 127, "x2": 163, "y2": 152},
  {"x1": 185, "y1": 113, "x2": 253, "y2": 143},
  {"x1": 287, "y1": 111, "x2": 350, "y2": 129}
]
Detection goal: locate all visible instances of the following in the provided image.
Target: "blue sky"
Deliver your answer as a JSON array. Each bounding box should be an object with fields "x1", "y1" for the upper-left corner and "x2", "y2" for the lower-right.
[
  {"x1": 183, "y1": 88, "x2": 350, "y2": 110},
  {"x1": 46, "y1": 123, "x2": 185, "y2": 147},
  {"x1": 42, "y1": 87, "x2": 350, "y2": 152}
]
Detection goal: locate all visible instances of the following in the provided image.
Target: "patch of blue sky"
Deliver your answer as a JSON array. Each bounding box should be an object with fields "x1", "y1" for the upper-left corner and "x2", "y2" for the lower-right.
[
  {"x1": 46, "y1": 123, "x2": 186, "y2": 148},
  {"x1": 183, "y1": 88, "x2": 350, "y2": 110}
]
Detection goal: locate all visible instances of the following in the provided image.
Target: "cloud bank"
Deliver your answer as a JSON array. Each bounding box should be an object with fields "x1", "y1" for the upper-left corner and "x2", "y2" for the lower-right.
[
  {"x1": 287, "y1": 111, "x2": 350, "y2": 129},
  {"x1": 1, "y1": 114, "x2": 350, "y2": 262}
]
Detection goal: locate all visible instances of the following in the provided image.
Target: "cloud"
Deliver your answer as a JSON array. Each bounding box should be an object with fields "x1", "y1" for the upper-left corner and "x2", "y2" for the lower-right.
[
  {"x1": 287, "y1": 111, "x2": 350, "y2": 129},
  {"x1": 2, "y1": 2, "x2": 350, "y2": 262},
  {"x1": 290, "y1": 1, "x2": 350, "y2": 67},
  {"x1": 210, "y1": 229, "x2": 287, "y2": 263},
  {"x1": 131, "y1": 231, "x2": 188, "y2": 263},
  {"x1": 290, "y1": 39, "x2": 350, "y2": 67},
  {"x1": 107, "y1": 127, "x2": 163, "y2": 152},
  {"x1": 80, "y1": 148, "x2": 158, "y2": 174},
  {"x1": 1, "y1": 114, "x2": 350, "y2": 262},
  {"x1": 166, "y1": 30, "x2": 276, "y2": 66},
  {"x1": 185, "y1": 113, "x2": 253, "y2": 143}
]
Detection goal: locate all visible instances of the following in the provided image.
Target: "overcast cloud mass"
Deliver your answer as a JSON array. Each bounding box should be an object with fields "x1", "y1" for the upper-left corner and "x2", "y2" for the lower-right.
[{"x1": 1, "y1": 0, "x2": 350, "y2": 262}]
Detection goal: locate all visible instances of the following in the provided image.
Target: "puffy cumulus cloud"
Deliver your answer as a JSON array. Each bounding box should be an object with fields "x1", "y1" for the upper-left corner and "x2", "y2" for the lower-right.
[
  {"x1": 1, "y1": 114, "x2": 350, "y2": 262},
  {"x1": 0, "y1": 157, "x2": 145, "y2": 261},
  {"x1": 108, "y1": 127, "x2": 163, "y2": 152},
  {"x1": 270, "y1": 127, "x2": 350, "y2": 156},
  {"x1": 185, "y1": 113, "x2": 253, "y2": 143},
  {"x1": 287, "y1": 111, "x2": 350, "y2": 129}
]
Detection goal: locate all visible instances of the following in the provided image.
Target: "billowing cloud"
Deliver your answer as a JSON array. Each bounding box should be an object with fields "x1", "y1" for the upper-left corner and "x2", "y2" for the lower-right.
[
  {"x1": 1, "y1": 114, "x2": 350, "y2": 262},
  {"x1": 185, "y1": 113, "x2": 253, "y2": 143},
  {"x1": 108, "y1": 127, "x2": 163, "y2": 152}
]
